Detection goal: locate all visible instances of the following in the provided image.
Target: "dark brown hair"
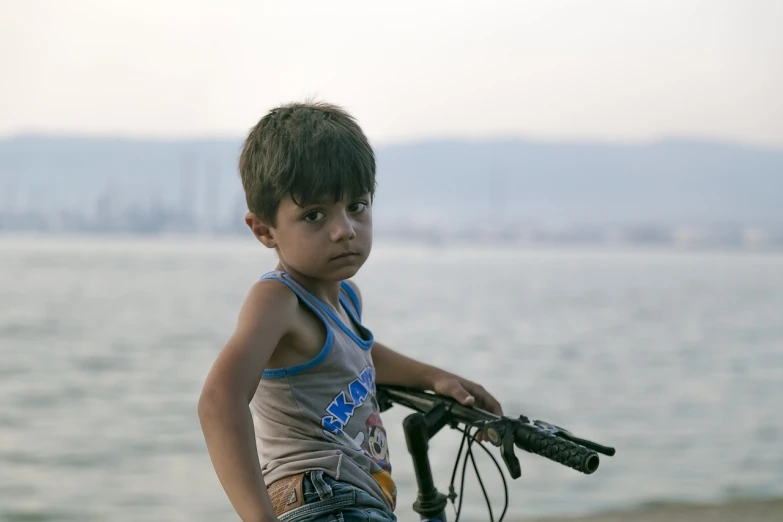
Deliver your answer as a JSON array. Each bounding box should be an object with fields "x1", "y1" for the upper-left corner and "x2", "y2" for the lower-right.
[{"x1": 239, "y1": 101, "x2": 376, "y2": 226}]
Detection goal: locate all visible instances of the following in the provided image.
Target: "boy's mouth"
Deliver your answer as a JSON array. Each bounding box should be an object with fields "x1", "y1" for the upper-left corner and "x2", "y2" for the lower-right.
[{"x1": 330, "y1": 251, "x2": 359, "y2": 260}]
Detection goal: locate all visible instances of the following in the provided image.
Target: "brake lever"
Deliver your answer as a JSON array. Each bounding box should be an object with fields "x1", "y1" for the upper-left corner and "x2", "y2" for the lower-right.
[
  {"x1": 483, "y1": 419, "x2": 521, "y2": 479},
  {"x1": 501, "y1": 430, "x2": 521, "y2": 478}
]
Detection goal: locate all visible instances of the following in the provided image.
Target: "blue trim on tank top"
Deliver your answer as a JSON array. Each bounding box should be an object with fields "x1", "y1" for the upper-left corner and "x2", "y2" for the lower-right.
[
  {"x1": 317, "y1": 299, "x2": 374, "y2": 351},
  {"x1": 258, "y1": 274, "x2": 335, "y2": 379},
  {"x1": 338, "y1": 293, "x2": 370, "y2": 350},
  {"x1": 340, "y1": 281, "x2": 362, "y2": 321},
  {"x1": 259, "y1": 271, "x2": 374, "y2": 352}
]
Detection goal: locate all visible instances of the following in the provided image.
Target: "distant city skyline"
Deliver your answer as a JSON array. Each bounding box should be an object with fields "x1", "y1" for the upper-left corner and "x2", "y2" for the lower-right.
[
  {"x1": 2, "y1": 173, "x2": 781, "y2": 250},
  {"x1": 1, "y1": 1, "x2": 781, "y2": 148},
  {"x1": 2, "y1": 134, "x2": 782, "y2": 229}
]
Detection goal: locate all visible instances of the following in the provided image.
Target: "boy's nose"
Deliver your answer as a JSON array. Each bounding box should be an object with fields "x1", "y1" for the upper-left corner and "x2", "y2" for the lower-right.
[{"x1": 330, "y1": 215, "x2": 356, "y2": 242}]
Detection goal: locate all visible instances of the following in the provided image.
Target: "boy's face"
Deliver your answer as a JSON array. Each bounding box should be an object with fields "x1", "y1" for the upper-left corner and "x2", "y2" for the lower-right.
[{"x1": 251, "y1": 193, "x2": 373, "y2": 281}]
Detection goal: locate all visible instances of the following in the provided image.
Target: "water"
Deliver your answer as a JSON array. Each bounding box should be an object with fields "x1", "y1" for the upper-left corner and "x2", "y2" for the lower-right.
[{"x1": 1, "y1": 236, "x2": 782, "y2": 522}]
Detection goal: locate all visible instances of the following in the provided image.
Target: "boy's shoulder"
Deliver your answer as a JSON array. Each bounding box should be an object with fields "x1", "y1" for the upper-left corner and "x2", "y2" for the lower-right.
[
  {"x1": 240, "y1": 277, "x2": 300, "y2": 322},
  {"x1": 244, "y1": 273, "x2": 365, "y2": 317}
]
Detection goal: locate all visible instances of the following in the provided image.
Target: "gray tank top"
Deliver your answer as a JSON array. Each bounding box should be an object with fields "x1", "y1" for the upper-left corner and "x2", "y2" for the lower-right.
[{"x1": 250, "y1": 270, "x2": 397, "y2": 511}]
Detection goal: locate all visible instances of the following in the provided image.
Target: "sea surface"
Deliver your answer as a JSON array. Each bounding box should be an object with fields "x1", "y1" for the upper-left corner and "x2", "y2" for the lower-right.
[{"x1": 1, "y1": 235, "x2": 782, "y2": 521}]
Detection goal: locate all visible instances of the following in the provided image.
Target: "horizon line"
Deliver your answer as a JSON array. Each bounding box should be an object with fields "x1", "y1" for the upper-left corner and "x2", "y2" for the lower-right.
[{"x1": 1, "y1": 131, "x2": 781, "y2": 153}]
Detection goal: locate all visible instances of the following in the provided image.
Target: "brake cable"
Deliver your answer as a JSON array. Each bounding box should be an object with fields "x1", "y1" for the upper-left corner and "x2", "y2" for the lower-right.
[{"x1": 448, "y1": 422, "x2": 510, "y2": 521}]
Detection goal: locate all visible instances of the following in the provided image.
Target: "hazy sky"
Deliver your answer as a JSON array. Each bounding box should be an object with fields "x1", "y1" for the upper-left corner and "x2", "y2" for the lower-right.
[{"x1": 1, "y1": 0, "x2": 781, "y2": 147}]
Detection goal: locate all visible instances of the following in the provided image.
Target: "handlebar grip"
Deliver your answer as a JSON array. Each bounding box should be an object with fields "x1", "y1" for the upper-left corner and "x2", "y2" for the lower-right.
[{"x1": 514, "y1": 427, "x2": 601, "y2": 474}]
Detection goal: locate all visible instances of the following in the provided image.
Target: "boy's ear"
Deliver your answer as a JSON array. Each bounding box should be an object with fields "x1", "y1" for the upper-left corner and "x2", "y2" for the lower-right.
[{"x1": 245, "y1": 212, "x2": 276, "y2": 249}]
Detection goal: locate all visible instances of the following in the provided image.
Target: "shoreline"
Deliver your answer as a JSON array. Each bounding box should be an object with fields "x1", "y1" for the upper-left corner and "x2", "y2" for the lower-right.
[{"x1": 516, "y1": 497, "x2": 783, "y2": 522}]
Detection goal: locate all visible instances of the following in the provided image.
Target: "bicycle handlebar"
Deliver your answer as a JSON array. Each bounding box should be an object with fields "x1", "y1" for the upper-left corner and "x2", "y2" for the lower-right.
[
  {"x1": 376, "y1": 385, "x2": 615, "y2": 477},
  {"x1": 512, "y1": 424, "x2": 600, "y2": 474}
]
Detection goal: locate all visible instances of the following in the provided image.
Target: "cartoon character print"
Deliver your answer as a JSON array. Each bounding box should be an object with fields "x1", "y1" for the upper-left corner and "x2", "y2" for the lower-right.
[
  {"x1": 363, "y1": 411, "x2": 391, "y2": 472},
  {"x1": 318, "y1": 373, "x2": 397, "y2": 509},
  {"x1": 318, "y1": 367, "x2": 392, "y2": 473}
]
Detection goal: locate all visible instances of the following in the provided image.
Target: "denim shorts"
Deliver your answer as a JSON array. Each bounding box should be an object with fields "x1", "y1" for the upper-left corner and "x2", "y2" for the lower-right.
[{"x1": 278, "y1": 470, "x2": 397, "y2": 522}]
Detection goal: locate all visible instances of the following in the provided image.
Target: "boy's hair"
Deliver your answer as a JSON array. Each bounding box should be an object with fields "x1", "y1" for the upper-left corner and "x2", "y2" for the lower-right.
[{"x1": 239, "y1": 101, "x2": 376, "y2": 226}]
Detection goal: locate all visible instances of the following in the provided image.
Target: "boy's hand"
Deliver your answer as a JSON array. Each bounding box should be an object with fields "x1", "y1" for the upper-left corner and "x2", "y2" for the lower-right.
[
  {"x1": 431, "y1": 372, "x2": 503, "y2": 443},
  {"x1": 431, "y1": 371, "x2": 503, "y2": 417}
]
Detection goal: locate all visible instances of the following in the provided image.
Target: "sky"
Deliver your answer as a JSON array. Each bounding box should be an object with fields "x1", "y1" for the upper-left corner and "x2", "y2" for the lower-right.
[{"x1": 1, "y1": 0, "x2": 781, "y2": 147}]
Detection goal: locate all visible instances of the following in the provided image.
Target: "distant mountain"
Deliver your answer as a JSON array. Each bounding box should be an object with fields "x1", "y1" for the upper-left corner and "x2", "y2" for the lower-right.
[{"x1": 1, "y1": 135, "x2": 781, "y2": 227}]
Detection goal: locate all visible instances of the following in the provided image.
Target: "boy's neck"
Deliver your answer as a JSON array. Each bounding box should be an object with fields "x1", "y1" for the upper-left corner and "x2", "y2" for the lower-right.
[{"x1": 276, "y1": 263, "x2": 343, "y2": 309}]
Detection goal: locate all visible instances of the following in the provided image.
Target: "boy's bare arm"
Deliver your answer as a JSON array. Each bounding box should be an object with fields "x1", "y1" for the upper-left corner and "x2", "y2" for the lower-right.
[
  {"x1": 344, "y1": 280, "x2": 503, "y2": 416},
  {"x1": 371, "y1": 341, "x2": 503, "y2": 416},
  {"x1": 198, "y1": 281, "x2": 297, "y2": 522},
  {"x1": 370, "y1": 340, "x2": 439, "y2": 389}
]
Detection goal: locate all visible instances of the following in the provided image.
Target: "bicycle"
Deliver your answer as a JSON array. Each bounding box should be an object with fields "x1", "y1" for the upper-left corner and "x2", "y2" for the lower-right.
[{"x1": 376, "y1": 385, "x2": 617, "y2": 522}]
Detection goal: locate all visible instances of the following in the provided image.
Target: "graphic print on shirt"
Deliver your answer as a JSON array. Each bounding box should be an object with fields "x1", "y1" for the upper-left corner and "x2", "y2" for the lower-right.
[
  {"x1": 321, "y1": 366, "x2": 397, "y2": 509},
  {"x1": 320, "y1": 366, "x2": 372, "y2": 435},
  {"x1": 364, "y1": 410, "x2": 390, "y2": 469},
  {"x1": 320, "y1": 366, "x2": 391, "y2": 471},
  {"x1": 320, "y1": 365, "x2": 396, "y2": 508}
]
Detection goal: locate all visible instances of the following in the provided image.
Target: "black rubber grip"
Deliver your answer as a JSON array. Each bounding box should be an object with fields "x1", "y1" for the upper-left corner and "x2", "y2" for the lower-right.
[{"x1": 514, "y1": 427, "x2": 601, "y2": 474}]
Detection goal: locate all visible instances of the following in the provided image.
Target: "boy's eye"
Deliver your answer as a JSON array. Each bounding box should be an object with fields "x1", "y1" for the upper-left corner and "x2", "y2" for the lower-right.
[
  {"x1": 304, "y1": 211, "x2": 326, "y2": 222},
  {"x1": 348, "y1": 201, "x2": 368, "y2": 213}
]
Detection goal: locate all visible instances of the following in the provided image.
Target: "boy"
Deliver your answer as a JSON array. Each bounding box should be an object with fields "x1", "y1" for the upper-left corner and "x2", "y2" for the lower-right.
[{"x1": 198, "y1": 101, "x2": 503, "y2": 522}]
